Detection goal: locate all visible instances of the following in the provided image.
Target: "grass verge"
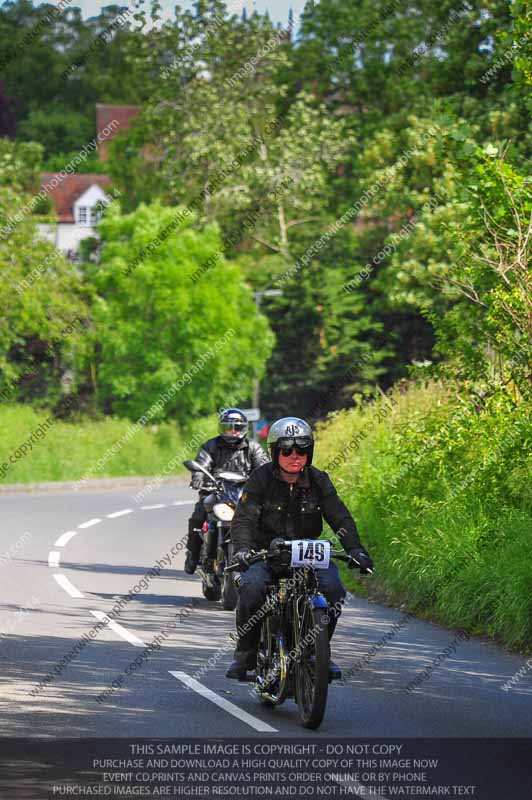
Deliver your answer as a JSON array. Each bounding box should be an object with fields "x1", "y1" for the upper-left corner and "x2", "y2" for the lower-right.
[
  {"x1": 0, "y1": 404, "x2": 217, "y2": 485},
  {"x1": 315, "y1": 382, "x2": 532, "y2": 653}
]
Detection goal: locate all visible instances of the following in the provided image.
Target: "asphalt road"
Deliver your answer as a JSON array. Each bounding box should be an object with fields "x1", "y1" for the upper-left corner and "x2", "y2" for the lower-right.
[
  {"x1": 0, "y1": 482, "x2": 532, "y2": 800},
  {"x1": 0, "y1": 481, "x2": 531, "y2": 795}
]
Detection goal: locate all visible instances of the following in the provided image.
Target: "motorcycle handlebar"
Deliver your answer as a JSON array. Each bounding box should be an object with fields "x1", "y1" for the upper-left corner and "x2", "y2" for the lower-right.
[{"x1": 225, "y1": 546, "x2": 373, "y2": 575}]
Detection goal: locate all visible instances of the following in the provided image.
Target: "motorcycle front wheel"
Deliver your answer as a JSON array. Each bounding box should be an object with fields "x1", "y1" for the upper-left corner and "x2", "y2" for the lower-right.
[{"x1": 294, "y1": 606, "x2": 329, "y2": 729}]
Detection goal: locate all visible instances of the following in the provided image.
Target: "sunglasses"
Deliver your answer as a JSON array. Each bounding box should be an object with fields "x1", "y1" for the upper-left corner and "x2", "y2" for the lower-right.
[{"x1": 278, "y1": 438, "x2": 312, "y2": 457}]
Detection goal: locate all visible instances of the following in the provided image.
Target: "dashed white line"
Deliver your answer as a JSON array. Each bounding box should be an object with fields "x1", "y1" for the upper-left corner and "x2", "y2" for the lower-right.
[
  {"x1": 107, "y1": 508, "x2": 134, "y2": 519},
  {"x1": 91, "y1": 610, "x2": 145, "y2": 647},
  {"x1": 54, "y1": 574, "x2": 84, "y2": 598},
  {"x1": 54, "y1": 530, "x2": 78, "y2": 547},
  {"x1": 78, "y1": 518, "x2": 102, "y2": 529},
  {"x1": 52, "y1": 498, "x2": 282, "y2": 735},
  {"x1": 169, "y1": 671, "x2": 278, "y2": 733}
]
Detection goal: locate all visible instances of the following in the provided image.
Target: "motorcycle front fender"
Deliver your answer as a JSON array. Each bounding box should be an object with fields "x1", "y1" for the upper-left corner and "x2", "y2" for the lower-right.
[{"x1": 308, "y1": 593, "x2": 328, "y2": 610}]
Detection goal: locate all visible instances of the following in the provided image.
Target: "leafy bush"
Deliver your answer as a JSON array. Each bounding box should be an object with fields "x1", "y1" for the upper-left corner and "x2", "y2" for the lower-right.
[{"x1": 315, "y1": 381, "x2": 532, "y2": 652}]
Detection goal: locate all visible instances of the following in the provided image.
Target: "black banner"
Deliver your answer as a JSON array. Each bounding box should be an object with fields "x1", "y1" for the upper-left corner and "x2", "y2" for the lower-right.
[{"x1": 0, "y1": 739, "x2": 530, "y2": 800}]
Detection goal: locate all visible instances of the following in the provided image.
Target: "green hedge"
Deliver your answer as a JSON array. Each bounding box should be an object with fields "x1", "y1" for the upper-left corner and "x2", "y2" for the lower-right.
[
  {"x1": 0, "y1": 404, "x2": 217, "y2": 484},
  {"x1": 315, "y1": 382, "x2": 532, "y2": 653}
]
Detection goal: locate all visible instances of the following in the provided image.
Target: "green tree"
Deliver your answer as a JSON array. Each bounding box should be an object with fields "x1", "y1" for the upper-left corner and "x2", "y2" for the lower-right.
[
  {"x1": 511, "y1": 0, "x2": 532, "y2": 116},
  {"x1": 83, "y1": 200, "x2": 274, "y2": 422},
  {"x1": 294, "y1": 0, "x2": 517, "y2": 140},
  {"x1": 0, "y1": 140, "x2": 88, "y2": 405},
  {"x1": 108, "y1": 1, "x2": 377, "y2": 417},
  {"x1": 18, "y1": 109, "x2": 93, "y2": 158},
  {"x1": 0, "y1": 1, "x2": 146, "y2": 156},
  {"x1": 359, "y1": 111, "x2": 532, "y2": 391}
]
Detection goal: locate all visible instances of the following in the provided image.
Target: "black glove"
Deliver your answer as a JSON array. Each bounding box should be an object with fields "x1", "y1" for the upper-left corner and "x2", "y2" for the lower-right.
[
  {"x1": 190, "y1": 473, "x2": 203, "y2": 491},
  {"x1": 268, "y1": 537, "x2": 286, "y2": 557},
  {"x1": 232, "y1": 549, "x2": 252, "y2": 571},
  {"x1": 347, "y1": 547, "x2": 373, "y2": 572}
]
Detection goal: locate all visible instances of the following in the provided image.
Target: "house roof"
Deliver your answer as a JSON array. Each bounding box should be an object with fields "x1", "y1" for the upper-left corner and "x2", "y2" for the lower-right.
[
  {"x1": 96, "y1": 103, "x2": 141, "y2": 158},
  {"x1": 40, "y1": 172, "x2": 112, "y2": 223}
]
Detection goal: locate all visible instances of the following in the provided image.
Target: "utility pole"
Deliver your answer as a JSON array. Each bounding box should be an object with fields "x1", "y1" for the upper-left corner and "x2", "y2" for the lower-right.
[{"x1": 252, "y1": 288, "x2": 283, "y2": 438}]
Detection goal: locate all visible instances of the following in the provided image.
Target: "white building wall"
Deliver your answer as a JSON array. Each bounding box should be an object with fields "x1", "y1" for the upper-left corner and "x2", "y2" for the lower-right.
[
  {"x1": 73, "y1": 185, "x2": 108, "y2": 224},
  {"x1": 35, "y1": 223, "x2": 98, "y2": 253}
]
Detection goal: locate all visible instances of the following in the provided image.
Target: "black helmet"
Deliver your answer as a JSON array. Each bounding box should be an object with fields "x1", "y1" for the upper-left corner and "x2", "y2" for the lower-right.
[
  {"x1": 267, "y1": 416, "x2": 314, "y2": 467},
  {"x1": 218, "y1": 408, "x2": 249, "y2": 444}
]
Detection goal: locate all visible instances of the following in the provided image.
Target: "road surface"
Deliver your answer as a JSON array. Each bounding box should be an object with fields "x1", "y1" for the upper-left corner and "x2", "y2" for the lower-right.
[{"x1": 0, "y1": 481, "x2": 531, "y2": 796}]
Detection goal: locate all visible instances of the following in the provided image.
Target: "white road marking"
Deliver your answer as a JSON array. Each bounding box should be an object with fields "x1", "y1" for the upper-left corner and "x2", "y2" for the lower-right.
[
  {"x1": 107, "y1": 508, "x2": 134, "y2": 519},
  {"x1": 78, "y1": 518, "x2": 102, "y2": 529},
  {"x1": 140, "y1": 504, "x2": 167, "y2": 510},
  {"x1": 169, "y1": 671, "x2": 278, "y2": 733},
  {"x1": 91, "y1": 610, "x2": 145, "y2": 647},
  {"x1": 172, "y1": 500, "x2": 196, "y2": 506},
  {"x1": 54, "y1": 574, "x2": 84, "y2": 598},
  {"x1": 48, "y1": 551, "x2": 61, "y2": 568},
  {"x1": 54, "y1": 530, "x2": 77, "y2": 547}
]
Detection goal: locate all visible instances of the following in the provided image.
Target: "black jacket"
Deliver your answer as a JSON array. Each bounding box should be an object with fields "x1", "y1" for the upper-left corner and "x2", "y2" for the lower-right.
[
  {"x1": 231, "y1": 462, "x2": 361, "y2": 553},
  {"x1": 193, "y1": 436, "x2": 269, "y2": 485}
]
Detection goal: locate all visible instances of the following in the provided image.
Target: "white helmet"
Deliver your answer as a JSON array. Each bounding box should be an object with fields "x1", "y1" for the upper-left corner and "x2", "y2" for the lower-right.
[{"x1": 267, "y1": 417, "x2": 314, "y2": 466}]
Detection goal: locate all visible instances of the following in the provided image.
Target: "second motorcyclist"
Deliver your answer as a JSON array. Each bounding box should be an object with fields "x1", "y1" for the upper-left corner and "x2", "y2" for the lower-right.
[{"x1": 184, "y1": 408, "x2": 270, "y2": 575}]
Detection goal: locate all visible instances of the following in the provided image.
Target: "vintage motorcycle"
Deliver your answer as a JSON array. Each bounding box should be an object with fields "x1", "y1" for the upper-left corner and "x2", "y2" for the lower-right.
[
  {"x1": 226, "y1": 538, "x2": 372, "y2": 729},
  {"x1": 184, "y1": 458, "x2": 247, "y2": 610}
]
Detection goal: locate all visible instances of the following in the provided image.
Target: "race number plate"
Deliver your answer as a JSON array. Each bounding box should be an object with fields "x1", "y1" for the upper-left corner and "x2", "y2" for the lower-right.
[{"x1": 291, "y1": 540, "x2": 330, "y2": 569}]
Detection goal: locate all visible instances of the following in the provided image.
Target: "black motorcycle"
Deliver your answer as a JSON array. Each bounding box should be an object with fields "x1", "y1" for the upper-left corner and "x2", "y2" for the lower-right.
[
  {"x1": 226, "y1": 538, "x2": 372, "y2": 729},
  {"x1": 184, "y1": 459, "x2": 247, "y2": 610}
]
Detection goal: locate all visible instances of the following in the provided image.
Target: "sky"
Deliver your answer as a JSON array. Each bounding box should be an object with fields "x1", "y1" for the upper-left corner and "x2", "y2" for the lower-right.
[{"x1": 39, "y1": 0, "x2": 306, "y2": 27}]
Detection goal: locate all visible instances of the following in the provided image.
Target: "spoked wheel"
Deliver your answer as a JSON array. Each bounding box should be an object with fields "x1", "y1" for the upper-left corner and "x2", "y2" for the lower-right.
[
  {"x1": 294, "y1": 606, "x2": 329, "y2": 729},
  {"x1": 222, "y1": 571, "x2": 238, "y2": 611},
  {"x1": 255, "y1": 616, "x2": 286, "y2": 707}
]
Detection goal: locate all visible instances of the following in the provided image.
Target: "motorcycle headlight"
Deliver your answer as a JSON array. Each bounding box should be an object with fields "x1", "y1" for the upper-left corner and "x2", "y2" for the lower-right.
[{"x1": 213, "y1": 503, "x2": 234, "y2": 522}]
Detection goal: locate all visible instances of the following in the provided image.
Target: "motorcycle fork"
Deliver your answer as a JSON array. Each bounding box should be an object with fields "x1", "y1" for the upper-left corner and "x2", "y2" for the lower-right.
[
  {"x1": 205, "y1": 520, "x2": 218, "y2": 562},
  {"x1": 220, "y1": 525, "x2": 232, "y2": 566},
  {"x1": 276, "y1": 579, "x2": 291, "y2": 685},
  {"x1": 257, "y1": 590, "x2": 285, "y2": 698},
  {"x1": 292, "y1": 568, "x2": 314, "y2": 659},
  {"x1": 216, "y1": 522, "x2": 228, "y2": 558}
]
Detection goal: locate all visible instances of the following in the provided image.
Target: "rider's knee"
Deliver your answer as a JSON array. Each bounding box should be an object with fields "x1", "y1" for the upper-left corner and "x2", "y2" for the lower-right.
[
  {"x1": 239, "y1": 574, "x2": 268, "y2": 609},
  {"x1": 321, "y1": 580, "x2": 346, "y2": 607}
]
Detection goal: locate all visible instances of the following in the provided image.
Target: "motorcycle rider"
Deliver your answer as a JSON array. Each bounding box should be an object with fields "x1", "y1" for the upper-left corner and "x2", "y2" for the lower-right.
[
  {"x1": 184, "y1": 408, "x2": 270, "y2": 575},
  {"x1": 226, "y1": 416, "x2": 373, "y2": 680}
]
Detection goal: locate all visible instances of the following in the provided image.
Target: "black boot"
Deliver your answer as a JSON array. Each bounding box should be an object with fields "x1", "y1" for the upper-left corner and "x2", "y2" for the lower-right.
[
  {"x1": 184, "y1": 549, "x2": 199, "y2": 575},
  {"x1": 316, "y1": 608, "x2": 342, "y2": 680},
  {"x1": 226, "y1": 649, "x2": 257, "y2": 680},
  {"x1": 329, "y1": 661, "x2": 342, "y2": 681},
  {"x1": 308, "y1": 654, "x2": 342, "y2": 681},
  {"x1": 184, "y1": 521, "x2": 202, "y2": 575}
]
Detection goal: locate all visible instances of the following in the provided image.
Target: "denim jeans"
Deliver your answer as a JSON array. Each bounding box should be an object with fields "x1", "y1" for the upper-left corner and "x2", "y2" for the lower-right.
[{"x1": 235, "y1": 560, "x2": 346, "y2": 653}]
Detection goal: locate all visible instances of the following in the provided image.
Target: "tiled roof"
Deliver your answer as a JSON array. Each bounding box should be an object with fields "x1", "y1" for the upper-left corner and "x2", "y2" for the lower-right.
[
  {"x1": 96, "y1": 103, "x2": 141, "y2": 158},
  {"x1": 40, "y1": 172, "x2": 112, "y2": 223}
]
